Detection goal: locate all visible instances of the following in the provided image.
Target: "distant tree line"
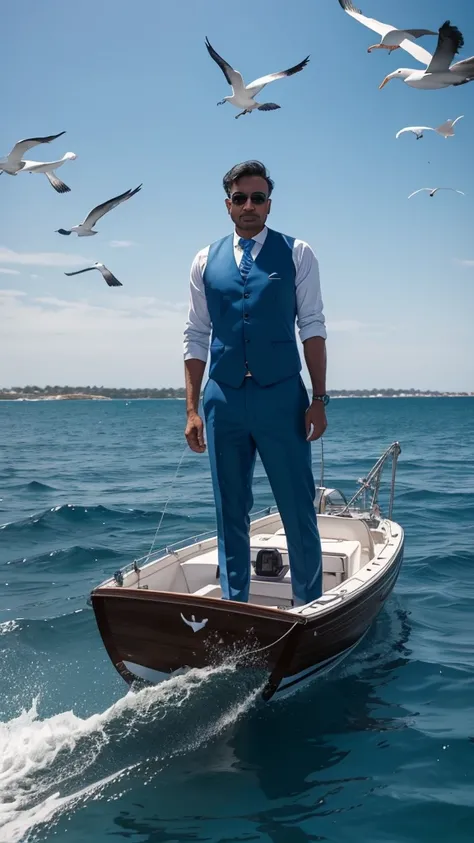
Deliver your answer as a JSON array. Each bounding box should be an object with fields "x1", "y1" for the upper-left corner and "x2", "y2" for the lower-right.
[
  {"x1": 0, "y1": 386, "x2": 472, "y2": 400},
  {"x1": 0, "y1": 386, "x2": 186, "y2": 399}
]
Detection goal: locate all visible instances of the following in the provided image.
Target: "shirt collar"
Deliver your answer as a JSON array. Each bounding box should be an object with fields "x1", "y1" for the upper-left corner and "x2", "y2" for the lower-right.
[{"x1": 234, "y1": 226, "x2": 268, "y2": 248}]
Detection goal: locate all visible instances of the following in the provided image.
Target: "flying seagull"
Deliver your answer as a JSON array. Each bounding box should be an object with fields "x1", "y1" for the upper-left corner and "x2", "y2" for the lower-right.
[
  {"x1": 64, "y1": 263, "x2": 122, "y2": 287},
  {"x1": 56, "y1": 185, "x2": 142, "y2": 236},
  {"x1": 379, "y1": 21, "x2": 473, "y2": 90},
  {"x1": 408, "y1": 187, "x2": 465, "y2": 199},
  {"x1": 0, "y1": 132, "x2": 66, "y2": 175},
  {"x1": 337, "y1": 0, "x2": 435, "y2": 62},
  {"x1": 396, "y1": 116, "x2": 464, "y2": 141},
  {"x1": 19, "y1": 152, "x2": 77, "y2": 193},
  {"x1": 205, "y1": 37, "x2": 309, "y2": 119}
]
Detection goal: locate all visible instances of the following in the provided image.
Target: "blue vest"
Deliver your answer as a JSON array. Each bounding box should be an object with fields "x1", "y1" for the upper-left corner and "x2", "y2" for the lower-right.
[{"x1": 203, "y1": 228, "x2": 301, "y2": 388}]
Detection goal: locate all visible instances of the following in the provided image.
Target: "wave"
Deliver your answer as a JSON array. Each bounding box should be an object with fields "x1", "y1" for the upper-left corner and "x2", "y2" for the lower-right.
[
  {"x1": 0, "y1": 663, "x2": 262, "y2": 843},
  {"x1": 0, "y1": 503, "x2": 187, "y2": 534},
  {"x1": 0, "y1": 621, "x2": 19, "y2": 636},
  {"x1": 5, "y1": 544, "x2": 122, "y2": 571},
  {"x1": 398, "y1": 488, "x2": 474, "y2": 503},
  {"x1": 19, "y1": 481, "x2": 57, "y2": 493}
]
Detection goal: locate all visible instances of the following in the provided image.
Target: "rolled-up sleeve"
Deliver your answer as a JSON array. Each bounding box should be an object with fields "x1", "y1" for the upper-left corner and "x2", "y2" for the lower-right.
[
  {"x1": 293, "y1": 240, "x2": 327, "y2": 343},
  {"x1": 183, "y1": 249, "x2": 211, "y2": 362}
]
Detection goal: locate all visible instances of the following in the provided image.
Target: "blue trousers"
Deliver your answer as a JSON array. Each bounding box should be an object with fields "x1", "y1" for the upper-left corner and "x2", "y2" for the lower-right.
[{"x1": 203, "y1": 374, "x2": 322, "y2": 604}]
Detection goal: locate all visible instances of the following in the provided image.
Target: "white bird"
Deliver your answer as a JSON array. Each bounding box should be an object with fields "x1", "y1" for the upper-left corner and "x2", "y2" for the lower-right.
[
  {"x1": 56, "y1": 185, "x2": 142, "y2": 236},
  {"x1": 407, "y1": 187, "x2": 465, "y2": 199},
  {"x1": 379, "y1": 21, "x2": 474, "y2": 91},
  {"x1": 19, "y1": 152, "x2": 77, "y2": 193},
  {"x1": 0, "y1": 131, "x2": 66, "y2": 175},
  {"x1": 205, "y1": 37, "x2": 309, "y2": 119},
  {"x1": 180, "y1": 613, "x2": 208, "y2": 633},
  {"x1": 396, "y1": 116, "x2": 464, "y2": 141},
  {"x1": 337, "y1": 0, "x2": 435, "y2": 62},
  {"x1": 64, "y1": 262, "x2": 122, "y2": 287}
]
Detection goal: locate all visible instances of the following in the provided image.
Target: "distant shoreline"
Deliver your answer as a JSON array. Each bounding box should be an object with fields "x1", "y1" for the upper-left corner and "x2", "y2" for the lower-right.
[{"x1": 1, "y1": 390, "x2": 473, "y2": 402}]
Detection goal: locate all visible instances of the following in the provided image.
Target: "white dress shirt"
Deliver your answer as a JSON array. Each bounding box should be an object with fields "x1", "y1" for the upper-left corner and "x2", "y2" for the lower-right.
[{"x1": 183, "y1": 226, "x2": 326, "y2": 362}]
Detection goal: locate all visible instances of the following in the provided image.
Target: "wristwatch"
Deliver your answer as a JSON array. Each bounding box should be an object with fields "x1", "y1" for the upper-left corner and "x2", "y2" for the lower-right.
[{"x1": 312, "y1": 394, "x2": 330, "y2": 406}]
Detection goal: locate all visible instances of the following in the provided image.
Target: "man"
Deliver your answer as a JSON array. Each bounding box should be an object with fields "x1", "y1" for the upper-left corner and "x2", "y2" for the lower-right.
[{"x1": 183, "y1": 160, "x2": 328, "y2": 606}]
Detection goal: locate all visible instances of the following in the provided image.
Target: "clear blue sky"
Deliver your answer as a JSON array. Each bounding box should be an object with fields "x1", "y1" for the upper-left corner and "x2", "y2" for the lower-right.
[{"x1": 1, "y1": 0, "x2": 473, "y2": 390}]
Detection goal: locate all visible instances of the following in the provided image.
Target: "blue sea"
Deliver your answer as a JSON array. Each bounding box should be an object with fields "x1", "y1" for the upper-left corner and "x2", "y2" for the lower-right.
[{"x1": 1, "y1": 397, "x2": 473, "y2": 843}]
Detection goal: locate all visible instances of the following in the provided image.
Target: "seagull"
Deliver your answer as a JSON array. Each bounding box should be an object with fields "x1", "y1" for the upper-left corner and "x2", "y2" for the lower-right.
[
  {"x1": 0, "y1": 131, "x2": 66, "y2": 175},
  {"x1": 56, "y1": 185, "x2": 142, "y2": 236},
  {"x1": 64, "y1": 263, "x2": 122, "y2": 287},
  {"x1": 337, "y1": 0, "x2": 435, "y2": 61},
  {"x1": 408, "y1": 187, "x2": 465, "y2": 199},
  {"x1": 180, "y1": 613, "x2": 208, "y2": 633},
  {"x1": 396, "y1": 116, "x2": 464, "y2": 141},
  {"x1": 19, "y1": 152, "x2": 77, "y2": 193},
  {"x1": 205, "y1": 37, "x2": 309, "y2": 119},
  {"x1": 379, "y1": 21, "x2": 473, "y2": 90}
]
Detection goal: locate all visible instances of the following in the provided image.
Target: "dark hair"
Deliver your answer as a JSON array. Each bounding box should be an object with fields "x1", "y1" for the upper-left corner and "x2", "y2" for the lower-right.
[{"x1": 223, "y1": 160, "x2": 274, "y2": 197}]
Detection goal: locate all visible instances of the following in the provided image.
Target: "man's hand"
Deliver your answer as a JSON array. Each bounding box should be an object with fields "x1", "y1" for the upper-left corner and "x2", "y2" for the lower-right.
[
  {"x1": 185, "y1": 411, "x2": 206, "y2": 453},
  {"x1": 305, "y1": 401, "x2": 327, "y2": 442}
]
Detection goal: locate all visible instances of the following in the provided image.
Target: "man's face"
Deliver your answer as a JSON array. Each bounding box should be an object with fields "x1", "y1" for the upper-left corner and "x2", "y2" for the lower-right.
[{"x1": 225, "y1": 175, "x2": 271, "y2": 233}]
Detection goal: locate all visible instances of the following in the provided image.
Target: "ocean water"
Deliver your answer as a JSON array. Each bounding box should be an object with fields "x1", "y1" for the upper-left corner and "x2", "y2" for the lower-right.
[{"x1": 1, "y1": 397, "x2": 473, "y2": 843}]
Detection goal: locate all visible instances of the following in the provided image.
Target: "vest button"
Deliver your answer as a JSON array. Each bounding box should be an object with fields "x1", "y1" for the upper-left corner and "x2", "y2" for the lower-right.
[
  {"x1": 244, "y1": 313, "x2": 249, "y2": 319},
  {"x1": 244, "y1": 292, "x2": 250, "y2": 298},
  {"x1": 245, "y1": 338, "x2": 250, "y2": 344}
]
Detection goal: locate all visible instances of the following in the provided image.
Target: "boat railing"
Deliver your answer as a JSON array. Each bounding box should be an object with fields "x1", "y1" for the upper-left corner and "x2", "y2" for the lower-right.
[
  {"x1": 119, "y1": 505, "x2": 278, "y2": 577},
  {"x1": 337, "y1": 441, "x2": 401, "y2": 520}
]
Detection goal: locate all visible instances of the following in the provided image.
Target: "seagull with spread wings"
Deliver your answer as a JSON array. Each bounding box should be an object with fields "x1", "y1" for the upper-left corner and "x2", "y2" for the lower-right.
[
  {"x1": 19, "y1": 152, "x2": 77, "y2": 193},
  {"x1": 396, "y1": 116, "x2": 464, "y2": 141},
  {"x1": 337, "y1": 0, "x2": 436, "y2": 60},
  {"x1": 64, "y1": 263, "x2": 122, "y2": 287},
  {"x1": 338, "y1": 3, "x2": 474, "y2": 91},
  {"x1": 56, "y1": 185, "x2": 142, "y2": 236},
  {"x1": 0, "y1": 132, "x2": 66, "y2": 175},
  {"x1": 408, "y1": 188, "x2": 465, "y2": 199},
  {"x1": 205, "y1": 37, "x2": 309, "y2": 119},
  {"x1": 379, "y1": 21, "x2": 473, "y2": 90}
]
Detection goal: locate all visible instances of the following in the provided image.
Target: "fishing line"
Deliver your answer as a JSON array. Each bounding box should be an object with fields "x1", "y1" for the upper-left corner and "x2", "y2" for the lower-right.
[{"x1": 143, "y1": 443, "x2": 189, "y2": 564}]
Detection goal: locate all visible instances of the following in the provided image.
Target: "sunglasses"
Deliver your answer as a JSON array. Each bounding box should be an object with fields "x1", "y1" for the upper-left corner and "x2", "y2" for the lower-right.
[{"x1": 230, "y1": 191, "x2": 268, "y2": 206}]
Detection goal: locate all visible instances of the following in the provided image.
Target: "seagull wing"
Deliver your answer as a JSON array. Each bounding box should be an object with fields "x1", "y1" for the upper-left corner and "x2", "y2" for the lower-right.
[
  {"x1": 403, "y1": 29, "x2": 437, "y2": 39},
  {"x1": 426, "y1": 21, "x2": 464, "y2": 72},
  {"x1": 449, "y1": 55, "x2": 474, "y2": 76},
  {"x1": 396, "y1": 126, "x2": 434, "y2": 138},
  {"x1": 97, "y1": 264, "x2": 123, "y2": 287},
  {"x1": 64, "y1": 267, "x2": 96, "y2": 277},
  {"x1": 6, "y1": 132, "x2": 66, "y2": 167},
  {"x1": 205, "y1": 37, "x2": 245, "y2": 92},
  {"x1": 407, "y1": 188, "x2": 432, "y2": 198},
  {"x1": 246, "y1": 56, "x2": 310, "y2": 95},
  {"x1": 435, "y1": 116, "x2": 464, "y2": 134},
  {"x1": 80, "y1": 184, "x2": 142, "y2": 230},
  {"x1": 45, "y1": 171, "x2": 70, "y2": 194},
  {"x1": 337, "y1": 0, "x2": 433, "y2": 66}
]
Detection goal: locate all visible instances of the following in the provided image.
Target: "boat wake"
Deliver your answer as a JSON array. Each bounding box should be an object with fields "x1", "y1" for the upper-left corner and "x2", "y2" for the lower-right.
[{"x1": 0, "y1": 662, "x2": 263, "y2": 843}]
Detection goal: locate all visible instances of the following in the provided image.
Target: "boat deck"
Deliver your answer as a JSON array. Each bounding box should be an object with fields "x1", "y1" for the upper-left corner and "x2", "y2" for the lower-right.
[{"x1": 117, "y1": 514, "x2": 387, "y2": 610}]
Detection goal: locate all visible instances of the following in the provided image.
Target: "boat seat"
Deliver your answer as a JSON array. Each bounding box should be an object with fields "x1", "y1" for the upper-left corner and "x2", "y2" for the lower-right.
[
  {"x1": 250, "y1": 533, "x2": 361, "y2": 578},
  {"x1": 180, "y1": 550, "x2": 219, "y2": 592},
  {"x1": 317, "y1": 515, "x2": 374, "y2": 562}
]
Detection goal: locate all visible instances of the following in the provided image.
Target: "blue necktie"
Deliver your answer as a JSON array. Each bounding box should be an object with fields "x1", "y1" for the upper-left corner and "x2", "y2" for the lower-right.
[{"x1": 239, "y1": 238, "x2": 255, "y2": 281}]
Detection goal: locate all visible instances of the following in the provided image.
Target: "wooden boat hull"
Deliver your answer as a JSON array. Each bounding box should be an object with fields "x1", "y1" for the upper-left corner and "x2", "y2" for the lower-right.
[{"x1": 91, "y1": 543, "x2": 404, "y2": 700}]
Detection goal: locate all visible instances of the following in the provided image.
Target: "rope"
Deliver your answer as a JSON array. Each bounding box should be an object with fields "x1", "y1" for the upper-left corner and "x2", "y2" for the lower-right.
[
  {"x1": 143, "y1": 444, "x2": 189, "y2": 564},
  {"x1": 236, "y1": 620, "x2": 300, "y2": 658}
]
